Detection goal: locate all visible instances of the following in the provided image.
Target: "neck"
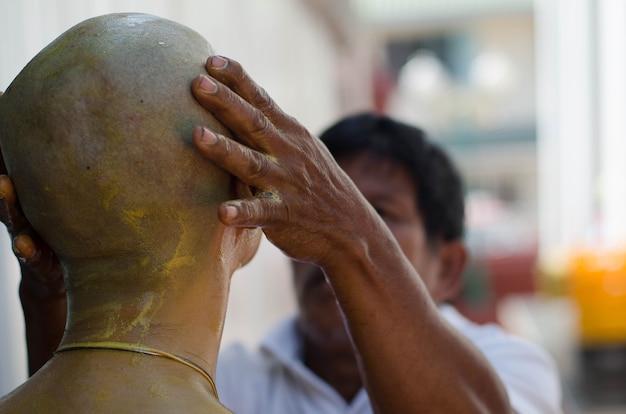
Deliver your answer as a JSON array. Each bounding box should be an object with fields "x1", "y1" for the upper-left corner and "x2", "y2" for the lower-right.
[
  {"x1": 303, "y1": 336, "x2": 363, "y2": 403},
  {"x1": 60, "y1": 254, "x2": 232, "y2": 380},
  {"x1": 55, "y1": 341, "x2": 219, "y2": 398},
  {"x1": 42, "y1": 344, "x2": 226, "y2": 411}
]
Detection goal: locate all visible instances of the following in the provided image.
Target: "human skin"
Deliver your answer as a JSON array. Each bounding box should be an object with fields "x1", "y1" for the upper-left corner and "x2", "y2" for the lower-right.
[
  {"x1": 292, "y1": 153, "x2": 467, "y2": 402},
  {"x1": 1, "y1": 55, "x2": 513, "y2": 413},
  {"x1": 0, "y1": 14, "x2": 261, "y2": 413},
  {"x1": 1, "y1": 92, "x2": 64, "y2": 373},
  {"x1": 0, "y1": 174, "x2": 66, "y2": 375},
  {"x1": 190, "y1": 56, "x2": 512, "y2": 413}
]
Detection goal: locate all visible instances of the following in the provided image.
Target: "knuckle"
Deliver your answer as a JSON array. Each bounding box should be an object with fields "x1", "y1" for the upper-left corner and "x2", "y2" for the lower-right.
[
  {"x1": 248, "y1": 201, "x2": 263, "y2": 221},
  {"x1": 248, "y1": 114, "x2": 272, "y2": 138},
  {"x1": 212, "y1": 88, "x2": 237, "y2": 113},
  {"x1": 234, "y1": 196, "x2": 280, "y2": 228},
  {"x1": 214, "y1": 58, "x2": 243, "y2": 87},
  {"x1": 227, "y1": 59, "x2": 243, "y2": 77},
  {"x1": 250, "y1": 87, "x2": 274, "y2": 112},
  {"x1": 250, "y1": 198, "x2": 278, "y2": 226},
  {"x1": 246, "y1": 152, "x2": 273, "y2": 180},
  {"x1": 219, "y1": 135, "x2": 234, "y2": 157}
]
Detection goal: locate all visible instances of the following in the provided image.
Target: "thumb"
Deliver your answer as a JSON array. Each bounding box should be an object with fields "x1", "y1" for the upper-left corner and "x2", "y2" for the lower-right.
[{"x1": 218, "y1": 197, "x2": 283, "y2": 228}]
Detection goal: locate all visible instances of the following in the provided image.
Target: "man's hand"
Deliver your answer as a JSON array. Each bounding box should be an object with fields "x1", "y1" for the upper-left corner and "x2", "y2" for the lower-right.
[{"x1": 190, "y1": 56, "x2": 378, "y2": 268}]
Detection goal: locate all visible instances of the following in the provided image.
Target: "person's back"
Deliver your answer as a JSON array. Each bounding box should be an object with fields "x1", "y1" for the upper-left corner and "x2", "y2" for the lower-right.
[{"x1": 0, "y1": 13, "x2": 260, "y2": 413}]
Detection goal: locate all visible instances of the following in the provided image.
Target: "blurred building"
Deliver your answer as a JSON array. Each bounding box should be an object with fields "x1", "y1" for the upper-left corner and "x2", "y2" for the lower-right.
[{"x1": 351, "y1": 0, "x2": 539, "y2": 323}]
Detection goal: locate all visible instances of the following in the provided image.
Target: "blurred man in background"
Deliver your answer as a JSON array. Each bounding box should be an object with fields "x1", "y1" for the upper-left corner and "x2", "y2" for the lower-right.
[{"x1": 215, "y1": 112, "x2": 562, "y2": 414}]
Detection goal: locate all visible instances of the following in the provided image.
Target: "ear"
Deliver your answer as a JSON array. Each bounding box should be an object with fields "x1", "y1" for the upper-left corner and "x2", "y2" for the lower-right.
[
  {"x1": 235, "y1": 227, "x2": 263, "y2": 268},
  {"x1": 226, "y1": 178, "x2": 263, "y2": 269},
  {"x1": 433, "y1": 239, "x2": 467, "y2": 303}
]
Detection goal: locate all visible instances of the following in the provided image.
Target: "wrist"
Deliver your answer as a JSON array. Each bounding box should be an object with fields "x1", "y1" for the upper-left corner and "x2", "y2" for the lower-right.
[{"x1": 18, "y1": 266, "x2": 66, "y2": 304}]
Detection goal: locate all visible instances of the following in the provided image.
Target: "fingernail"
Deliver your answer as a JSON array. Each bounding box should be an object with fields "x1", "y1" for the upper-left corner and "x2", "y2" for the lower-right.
[
  {"x1": 13, "y1": 248, "x2": 26, "y2": 261},
  {"x1": 211, "y1": 55, "x2": 228, "y2": 69},
  {"x1": 13, "y1": 237, "x2": 32, "y2": 260},
  {"x1": 200, "y1": 127, "x2": 218, "y2": 145},
  {"x1": 14, "y1": 233, "x2": 37, "y2": 255},
  {"x1": 199, "y1": 75, "x2": 218, "y2": 94},
  {"x1": 224, "y1": 205, "x2": 238, "y2": 220}
]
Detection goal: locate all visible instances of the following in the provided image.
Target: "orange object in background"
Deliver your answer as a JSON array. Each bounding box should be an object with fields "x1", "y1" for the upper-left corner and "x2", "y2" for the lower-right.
[
  {"x1": 566, "y1": 248, "x2": 626, "y2": 406},
  {"x1": 569, "y1": 248, "x2": 626, "y2": 346}
]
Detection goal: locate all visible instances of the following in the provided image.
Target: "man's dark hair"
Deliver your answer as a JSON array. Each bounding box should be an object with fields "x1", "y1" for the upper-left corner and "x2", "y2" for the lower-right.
[{"x1": 319, "y1": 112, "x2": 464, "y2": 245}]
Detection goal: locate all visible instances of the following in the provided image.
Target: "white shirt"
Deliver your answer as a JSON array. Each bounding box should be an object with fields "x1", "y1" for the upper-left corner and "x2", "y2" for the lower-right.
[{"x1": 216, "y1": 305, "x2": 562, "y2": 414}]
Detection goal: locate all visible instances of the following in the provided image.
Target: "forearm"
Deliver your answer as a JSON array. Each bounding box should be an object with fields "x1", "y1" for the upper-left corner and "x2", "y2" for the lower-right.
[
  {"x1": 322, "y1": 218, "x2": 512, "y2": 413},
  {"x1": 19, "y1": 267, "x2": 66, "y2": 375}
]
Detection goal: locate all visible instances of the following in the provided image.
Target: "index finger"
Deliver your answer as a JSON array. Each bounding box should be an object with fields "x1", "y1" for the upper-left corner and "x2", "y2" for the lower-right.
[
  {"x1": 192, "y1": 73, "x2": 277, "y2": 154},
  {"x1": 204, "y1": 56, "x2": 290, "y2": 128}
]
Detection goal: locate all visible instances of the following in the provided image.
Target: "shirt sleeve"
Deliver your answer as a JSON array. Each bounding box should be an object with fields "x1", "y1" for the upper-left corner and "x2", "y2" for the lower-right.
[
  {"x1": 440, "y1": 305, "x2": 563, "y2": 414},
  {"x1": 461, "y1": 322, "x2": 563, "y2": 414}
]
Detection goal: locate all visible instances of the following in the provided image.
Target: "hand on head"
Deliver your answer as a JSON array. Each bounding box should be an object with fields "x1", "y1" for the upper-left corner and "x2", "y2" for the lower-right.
[
  {"x1": 0, "y1": 53, "x2": 374, "y2": 376},
  {"x1": 191, "y1": 56, "x2": 375, "y2": 267},
  {"x1": 1, "y1": 54, "x2": 370, "y2": 295}
]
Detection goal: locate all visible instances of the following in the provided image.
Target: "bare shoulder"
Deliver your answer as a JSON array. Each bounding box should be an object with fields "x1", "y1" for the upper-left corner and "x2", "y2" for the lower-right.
[
  {"x1": 0, "y1": 376, "x2": 60, "y2": 413},
  {"x1": 0, "y1": 358, "x2": 234, "y2": 413}
]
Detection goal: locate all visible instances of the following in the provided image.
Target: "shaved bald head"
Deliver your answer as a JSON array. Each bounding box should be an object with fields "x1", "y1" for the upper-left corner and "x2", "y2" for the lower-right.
[{"x1": 0, "y1": 13, "x2": 250, "y2": 288}]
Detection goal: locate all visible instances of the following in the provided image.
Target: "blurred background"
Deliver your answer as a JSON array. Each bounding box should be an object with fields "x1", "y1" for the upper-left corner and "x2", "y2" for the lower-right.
[{"x1": 1, "y1": 1, "x2": 625, "y2": 413}]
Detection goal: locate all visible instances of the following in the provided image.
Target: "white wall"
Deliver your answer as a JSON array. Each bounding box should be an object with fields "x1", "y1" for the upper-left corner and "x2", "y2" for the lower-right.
[
  {"x1": 535, "y1": 0, "x2": 626, "y2": 254},
  {"x1": 0, "y1": 0, "x2": 344, "y2": 132},
  {"x1": 534, "y1": 0, "x2": 595, "y2": 254}
]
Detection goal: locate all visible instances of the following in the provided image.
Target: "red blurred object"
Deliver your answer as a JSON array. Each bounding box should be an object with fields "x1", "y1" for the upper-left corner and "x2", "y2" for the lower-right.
[{"x1": 453, "y1": 249, "x2": 537, "y2": 325}]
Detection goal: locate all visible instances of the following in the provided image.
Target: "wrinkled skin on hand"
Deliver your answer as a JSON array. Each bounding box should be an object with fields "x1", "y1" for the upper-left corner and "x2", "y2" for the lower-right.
[{"x1": 190, "y1": 56, "x2": 378, "y2": 268}]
